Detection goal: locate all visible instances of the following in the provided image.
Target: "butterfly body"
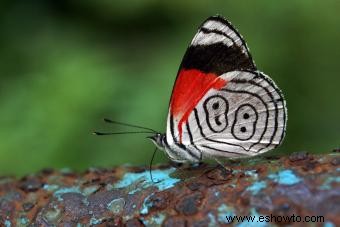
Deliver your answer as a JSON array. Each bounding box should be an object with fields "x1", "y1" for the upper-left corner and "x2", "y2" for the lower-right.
[{"x1": 149, "y1": 16, "x2": 287, "y2": 163}]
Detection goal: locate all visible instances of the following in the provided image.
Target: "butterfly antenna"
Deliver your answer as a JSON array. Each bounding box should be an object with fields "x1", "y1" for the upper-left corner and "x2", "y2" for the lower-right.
[
  {"x1": 103, "y1": 118, "x2": 158, "y2": 133},
  {"x1": 149, "y1": 147, "x2": 159, "y2": 183},
  {"x1": 93, "y1": 131, "x2": 155, "y2": 136}
]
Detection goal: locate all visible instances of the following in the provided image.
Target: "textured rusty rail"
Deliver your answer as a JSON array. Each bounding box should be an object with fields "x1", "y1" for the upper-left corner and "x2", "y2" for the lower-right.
[{"x1": 0, "y1": 152, "x2": 339, "y2": 226}]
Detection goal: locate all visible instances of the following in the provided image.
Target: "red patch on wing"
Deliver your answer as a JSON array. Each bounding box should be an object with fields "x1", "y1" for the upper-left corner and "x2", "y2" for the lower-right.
[{"x1": 170, "y1": 69, "x2": 227, "y2": 142}]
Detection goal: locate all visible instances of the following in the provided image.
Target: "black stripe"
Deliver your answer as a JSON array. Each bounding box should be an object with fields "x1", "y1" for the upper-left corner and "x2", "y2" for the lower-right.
[
  {"x1": 193, "y1": 108, "x2": 249, "y2": 151},
  {"x1": 264, "y1": 76, "x2": 286, "y2": 147},
  {"x1": 204, "y1": 15, "x2": 256, "y2": 68},
  {"x1": 231, "y1": 103, "x2": 259, "y2": 141},
  {"x1": 170, "y1": 115, "x2": 185, "y2": 149},
  {"x1": 163, "y1": 135, "x2": 171, "y2": 151},
  {"x1": 210, "y1": 87, "x2": 270, "y2": 152},
  {"x1": 269, "y1": 98, "x2": 283, "y2": 103},
  {"x1": 192, "y1": 74, "x2": 284, "y2": 153},
  {"x1": 222, "y1": 88, "x2": 270, "y2": 152},
  {"x1": 279, "y1": 102, "x2": 287, "y2": 146},
  {"x1": 199, "y1": 27, "x2": 236, "y2": 46},
  {"x1": 202, "y1": 95, "x2": 229, "y2": 133},
  {"x1": 186, "y1": 122, "x2": 202, "y2": 160},
  {"x1": 230, "y1": 76, "x2": 279, "y2": 150},
  {"x1": 167, "y1": 16, "x2": 257, "y2": 108},
  {"x1": 236, "y1": 70, "x2": 287, "y2": 147},
  {"x1": 180, "y1": 43, "x2": 256, "y2": 75},
  {"x1": 170, "y1": 115, "x2": 200, "y2": 161},
  {"x1": 201, "y1": 144, "x2": 246, "y2": 156},
  {"x1": 164, "y1": 123, "x2": 179, "y2": 158}
]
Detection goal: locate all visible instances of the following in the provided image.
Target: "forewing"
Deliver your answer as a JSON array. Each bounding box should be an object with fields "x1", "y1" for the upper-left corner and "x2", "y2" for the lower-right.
[
  {"x1": 182, "y1": 15, "x2": 256, "y2": 74},
  {"x1": 167, "y1": 16, "x2": 257, "y2": 147}
]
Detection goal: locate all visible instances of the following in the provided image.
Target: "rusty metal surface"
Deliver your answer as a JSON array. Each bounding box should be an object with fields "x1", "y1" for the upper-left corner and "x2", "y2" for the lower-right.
[{"x1": 0, "y1": 152, "x2": 339, "y2": 226}]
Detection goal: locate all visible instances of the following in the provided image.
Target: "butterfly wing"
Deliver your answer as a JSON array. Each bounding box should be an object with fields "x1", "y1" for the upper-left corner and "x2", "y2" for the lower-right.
[
  {"x1": 180, "y1": 15, "x2": 256, "y2": 74},
  {"x1": 165, "y1": 16, "x2": 287, "y2": 160},
  {"x1": 186, "y1": 70, "x2": 287, "y2": 158}
]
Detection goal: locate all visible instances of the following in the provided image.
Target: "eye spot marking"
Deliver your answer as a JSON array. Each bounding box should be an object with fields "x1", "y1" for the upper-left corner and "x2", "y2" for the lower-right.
[
  {"x1": 231, "y1": 103, "x2": 258, "y2": 141},
  {"x1": 240, "y1": 127, "x2": 247, "y2": 133},
  {"x1": 212, "y1": 102, "x2": 219, "y2": 110},
  {"x1": 203, "y1": 95, "x2": 229, "y2": 133},
  {"x1": 243, "y1": 113, "x2": 250, "y2": 119},
  {"x1": 215, "y1": 116, "x2": 222, "y2": 125}
]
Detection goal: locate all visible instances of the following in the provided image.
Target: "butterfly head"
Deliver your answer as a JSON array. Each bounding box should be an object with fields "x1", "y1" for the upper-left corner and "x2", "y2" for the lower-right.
[{"x1": 147, "y1": 133, "x2": 166, "y2": 150}]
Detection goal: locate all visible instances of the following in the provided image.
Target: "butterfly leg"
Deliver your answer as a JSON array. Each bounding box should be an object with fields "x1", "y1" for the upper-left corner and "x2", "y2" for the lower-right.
[
  {"x1": 199, "y1": 151, "x2": 203, "y2": 161},
  {"x1": 168, "y1": 160, "x2": 184, "y2": 168},
  {"x1": 214, "y1": 158, "x2": 232, "y2": 174},
  {"x1": 187, "y1": 151, "x2": 204, "y2": 169},
  {"x1": 188, "y1": 161, "x2": 205, "y2": 170}
]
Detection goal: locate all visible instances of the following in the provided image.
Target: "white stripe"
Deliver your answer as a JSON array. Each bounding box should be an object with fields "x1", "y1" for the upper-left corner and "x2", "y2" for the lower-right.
[
  {"x1": 200, "y1": 20, "x2": 247, "y2": 53},
  {"x1": 191, "y1": 31, "x2": 234, "y2": 47}
]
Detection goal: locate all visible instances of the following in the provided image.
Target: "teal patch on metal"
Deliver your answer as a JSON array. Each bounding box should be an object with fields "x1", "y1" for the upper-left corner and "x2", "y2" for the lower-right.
[
  {"x1": 83, "y1": 185, "x2": 99, "y2": 196},
  {"x1": 319, "y1": 176, "x2": 340, "y2": 190},
  {"x1": 53, "y1": 186, "x2": 81, "y2": 201},
  {"x1": 90, "y1": 217, "x2": 103, "y2": 225},
  {"x1": 246, "y1": 181, "x2": 267, "y2": 195},
  {"x1": 19, "y1": 217, "x2": 29, "y2": 225},
  {"x1": 208, "y1": 213, "x2": 217, "y2": 227},
  {"x1": 140, "y1": 193, "x2": 154, "y2": 215},
  {"x1": 324, "y1": 221, "x2": 335, "y2": 227},
  {"x1": 4, "y1": 220, "x2": 11, "y2": 227},
  {"x1": 107, "y1": 198, "x2": 125, "y2": 214},
  {"x1": 245, "y1": 170, "x2": 258, "y2": 179},
  {"x1": 236, "y1": 208, "x2": 268, "y2": 227},
  {"x1": 114, "y1": 168, "x2": 180, "y2": 194},
  {"x1": 217, "y1": 204, "x2": 235, "y2": 224},
  {"x1": 268, "y1": 169, "x2": 302, "y2": 185},
  {"x1": 43, "y1": 184, "x2": 59, "y2": 191},
  {"x1": 141, "y1": 213, "x2": 165, "y2": 226}
]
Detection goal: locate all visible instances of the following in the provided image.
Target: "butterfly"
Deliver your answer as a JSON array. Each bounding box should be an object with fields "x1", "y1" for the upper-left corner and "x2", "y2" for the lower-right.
[
  {"x1": 147, "y1": 15, "x2": 287, "y2": 163},
  {"x1": 95, "y1": 15, "x2": 287, "y2": 167}
]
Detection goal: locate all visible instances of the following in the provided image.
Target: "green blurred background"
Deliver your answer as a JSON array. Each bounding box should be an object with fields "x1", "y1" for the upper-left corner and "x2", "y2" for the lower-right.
[{"x1": 1, "y1": 0, "x2": 339, "y2": 176}]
